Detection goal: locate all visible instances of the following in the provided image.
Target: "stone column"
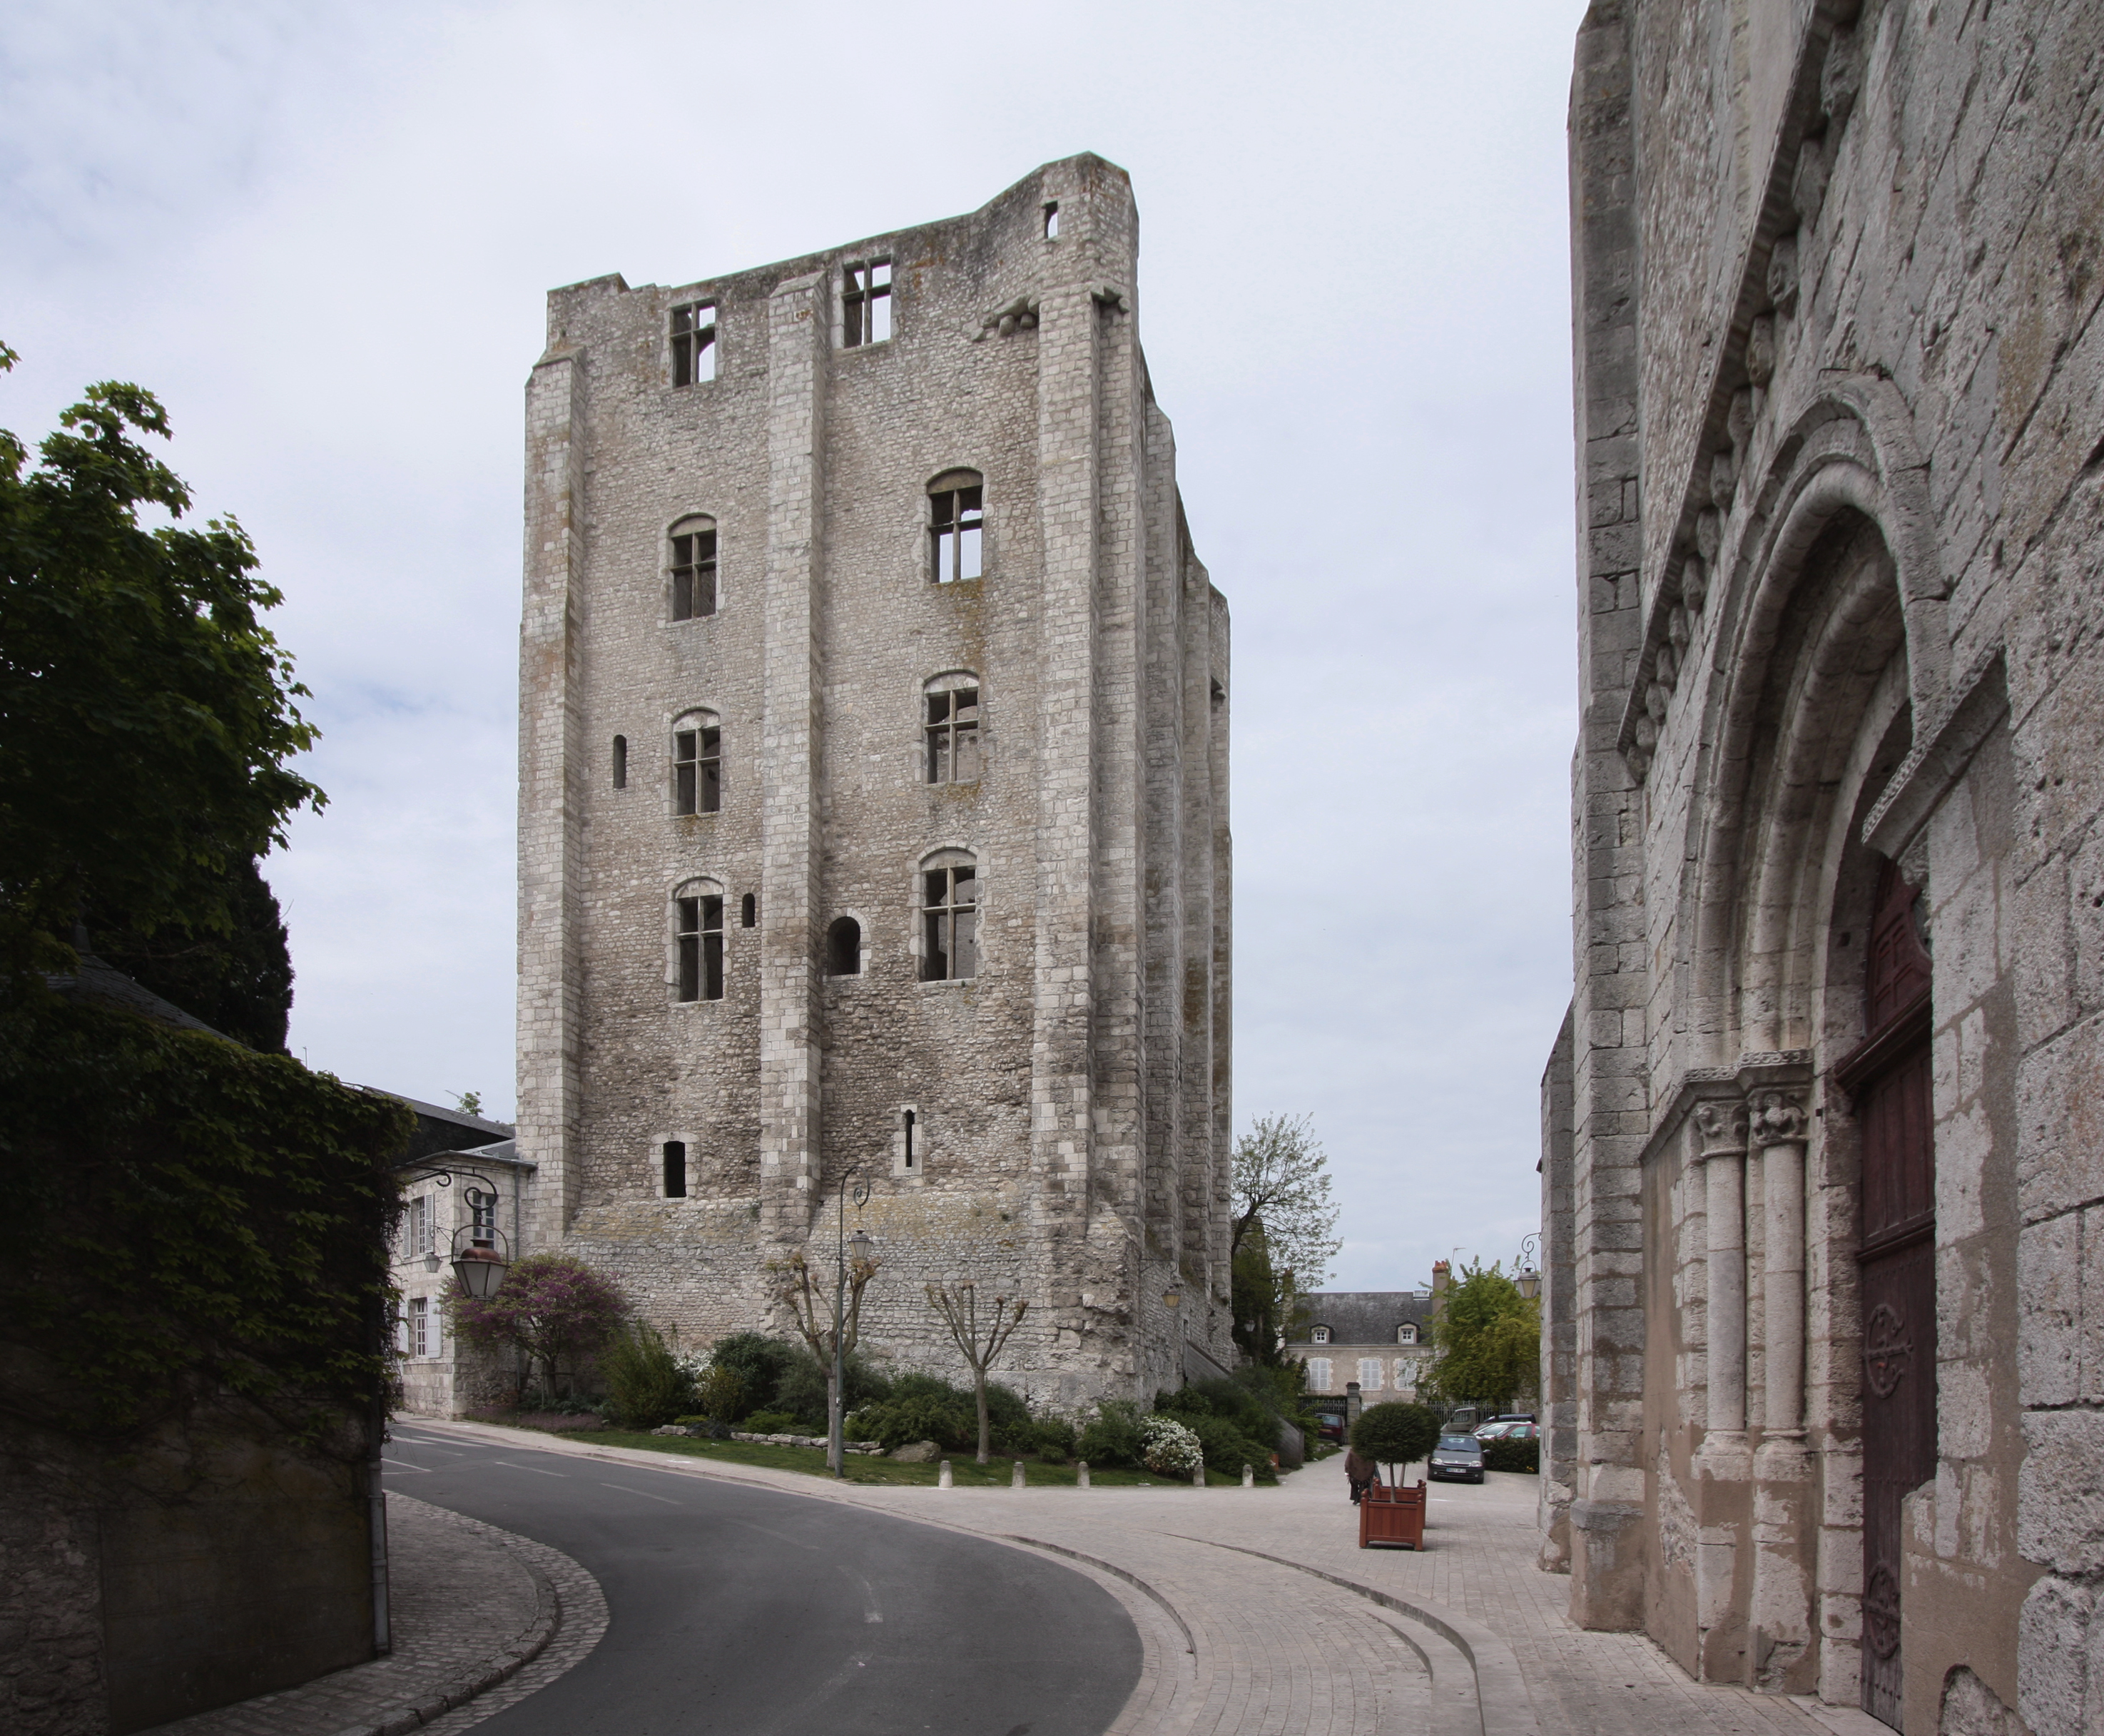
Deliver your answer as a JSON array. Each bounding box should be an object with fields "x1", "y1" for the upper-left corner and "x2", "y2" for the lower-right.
[
  {"x1": 517, "y1": 346, "x2": 586, "y2": 1229},
  {"x1": 757, "y1": 268, "x2": 829, "y2": 1244},
  {"x1": 1698, "y1": 1097, "x2": 1751, "y2": 1433},
  {"x1": 1692, "y1": 1095, "x2": 1752, "y2": 1679},
  {"x1": 1749, "y1": 1085, "x2": 1816, "y2": 1690}
]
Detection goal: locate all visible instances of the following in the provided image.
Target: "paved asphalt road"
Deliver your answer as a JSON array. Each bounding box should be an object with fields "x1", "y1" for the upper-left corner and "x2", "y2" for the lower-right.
[{"x1": 383, "y1": 1426, "x2": 1142, "y2": 1736}]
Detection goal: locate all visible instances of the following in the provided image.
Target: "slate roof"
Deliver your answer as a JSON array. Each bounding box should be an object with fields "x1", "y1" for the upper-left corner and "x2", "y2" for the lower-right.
[
  {"x1": 1289, "y1": 1290, "x2": 1436, "y2": 1346},
  {"x1": 45, "y1": 953, "x2": 235, "y2": 1042}
]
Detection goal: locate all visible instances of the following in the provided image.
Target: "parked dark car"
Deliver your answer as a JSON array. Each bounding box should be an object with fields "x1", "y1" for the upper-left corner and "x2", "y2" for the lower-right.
[
  {"x1": 1428, "y1": 1432, "x2": 1485, "y2": 1484},
  {"x1": 1315, "y1": 1413, "x2": 1346, "y2": 1444}
]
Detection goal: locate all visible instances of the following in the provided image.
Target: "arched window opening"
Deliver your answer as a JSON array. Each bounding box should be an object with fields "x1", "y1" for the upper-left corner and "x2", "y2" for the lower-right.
[
  {"x1": 675, "y1": 885, "x2": 724, "y2": 1002},
  {"x1": 670, "y1": 517, "x2": 718, "y2": 620},
  {"x1": 741, "y1": 893, "x2": 756, "y2": 928},
  {"x1": 920, "y1": 851, "x2": 978, "y2": 981},
  {"x1": 674, "y1": 713, "x2": 721, "y2": 814},
  {"x1": 924, "y1": 674, "x2": 980, "y2": 783},
  {"x1": 662, "y1": 1140, "x2": 688, "y2": 1198},
  {"x1": 929, "y1": 470, "x2": 984, "y2": 583},
  {"x1": 612, "y1": 735, "x2": 628, "y2": 789},
  {"x1": 827, "y1": 916, "x2": 862, "y2": 976}
]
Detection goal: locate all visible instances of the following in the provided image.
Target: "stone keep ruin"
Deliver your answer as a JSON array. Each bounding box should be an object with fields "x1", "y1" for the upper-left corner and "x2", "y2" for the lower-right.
[
  {"x1": 517, "y1": 156, "x2": 1233, "y2": 1412},
  {"x1": 1542, "y1": 4, "x2": 2104, "y2": 1733}
]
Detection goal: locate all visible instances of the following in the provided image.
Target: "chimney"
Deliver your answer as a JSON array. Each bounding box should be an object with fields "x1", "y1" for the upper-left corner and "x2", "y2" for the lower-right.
[{"x1": 1431, "y1": 1259, "x2": 1450, "y2": 1314}]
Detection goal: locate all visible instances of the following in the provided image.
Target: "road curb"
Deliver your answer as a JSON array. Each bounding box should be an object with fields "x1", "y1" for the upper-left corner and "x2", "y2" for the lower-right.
[{"x1": 332, "y1": 1501, "x2": 566, "y2": 1736}]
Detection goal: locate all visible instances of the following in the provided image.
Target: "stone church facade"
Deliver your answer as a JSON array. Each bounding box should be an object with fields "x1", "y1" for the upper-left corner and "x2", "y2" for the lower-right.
[
  {"x1": 1542, "y1": 4, "x2": 2103, "y2": 1732},
  {"x1": 517, "y1": 156, "x2": 1233, "y2": 1411}
]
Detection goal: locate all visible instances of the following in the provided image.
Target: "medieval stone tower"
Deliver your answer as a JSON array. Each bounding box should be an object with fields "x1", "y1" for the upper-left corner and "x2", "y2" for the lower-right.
[{"x1": 516, "y1": 155, "x2": 1233, "y2": 1408}]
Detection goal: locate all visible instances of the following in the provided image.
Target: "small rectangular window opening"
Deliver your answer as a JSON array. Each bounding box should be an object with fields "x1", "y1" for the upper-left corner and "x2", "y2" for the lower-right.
[
  {"x1": 926, "y1": 688, "x2": 980, "y2": 783},
  {"x1": 1042, "y1": 203, "x2": 1059, "y2": 240},
  {"x1": 663, "y1": 1140, "x2": 688, "y2": 1199},
  {"x1": 676, "y1": 895, "x2": 724, "y2": 1001},
  {"x1": 741, "y1": 893, "x2": 756, "y2": 928},
  {"x1": 922, "y1": 864, "x2": 978, "y2": 981},
  {"x1": 674, "y1": 726, "x2": 721, "y2": 814},
  {"x1": 843, "y1": 259, "x2": 891, "y2": 347},
  {"x1": 903, "y1": 1109, "x2": 916, "y2": 1170},
  {"x1": 612, "y1": 735, "x2": 628, "y2": 789},
  {"x1": 931, "y1": 487, "x2": 984, "y2": 583},
  {"x1": 672, "y1": 302, "x2": 717, "y2": 385},
  {"x1": 671, "y1": 528, "x2": 718, "y2": 620}
]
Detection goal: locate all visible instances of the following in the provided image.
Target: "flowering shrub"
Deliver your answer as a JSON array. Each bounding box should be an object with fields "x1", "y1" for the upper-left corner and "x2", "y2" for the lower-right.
[
  {"x1": 447, "y1": 1252, "x2": 629, "y2": 1399},
  {"x1": 1139, "y1": 1413, "x2": 1204, "y2": 1476}
]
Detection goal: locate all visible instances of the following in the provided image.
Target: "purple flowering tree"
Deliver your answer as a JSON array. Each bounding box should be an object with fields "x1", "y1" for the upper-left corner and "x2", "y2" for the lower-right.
[{"x1": 446, "y1": 1252, "x2": 629, "y2": 1401}]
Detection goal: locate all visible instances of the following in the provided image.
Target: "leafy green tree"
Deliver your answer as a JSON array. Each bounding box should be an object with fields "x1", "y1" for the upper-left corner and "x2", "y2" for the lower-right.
[
  {"x1": 1349, "y1": 1401, "x2": 1442, "y2": 1485},
  {"x1": 0, "y1": 345, "x2": 322, "y2": 981},
  {"x1": 1231, "y1": 1219, "x2": 1310, "y2": 1365},
  {"x1": 87, "y1": 853, "x2": 294, "y2": 1050},
  {"x1": 1423, "y1": 1259, "x2": 1540, "y2": 1413}
]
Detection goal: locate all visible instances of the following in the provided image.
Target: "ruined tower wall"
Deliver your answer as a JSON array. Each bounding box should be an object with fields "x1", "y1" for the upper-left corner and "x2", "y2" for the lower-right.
[{"x1": 516, "y1": 156, "x2": 1231, "y2": 1411}]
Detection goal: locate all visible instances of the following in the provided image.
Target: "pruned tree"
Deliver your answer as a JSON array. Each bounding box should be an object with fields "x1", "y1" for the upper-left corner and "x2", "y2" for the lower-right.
[
  {"x1": 926, "y1": 1281, "x2": 1028, "y2": 1463},
  {"x1": 1231, "y1": 1114, "x2": 1341, "y2": 1326},
  {"x1": 768, "y1": 1244, "x2": 880, "y2": 1471}
]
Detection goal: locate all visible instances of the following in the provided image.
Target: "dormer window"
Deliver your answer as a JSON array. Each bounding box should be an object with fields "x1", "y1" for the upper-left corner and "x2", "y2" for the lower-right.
[
  {"x1": 1397, "y1": 1324, "x2": 1417, "y2": 1345},
  {"x1": 1310, "y1": 1325, "x2": 1331, "y2": 1344}
]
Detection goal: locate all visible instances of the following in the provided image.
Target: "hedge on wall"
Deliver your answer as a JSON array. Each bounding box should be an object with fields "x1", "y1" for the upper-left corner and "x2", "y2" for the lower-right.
[{"x1": 0, "y1": 987, "x2": 413, "y2": 1448}]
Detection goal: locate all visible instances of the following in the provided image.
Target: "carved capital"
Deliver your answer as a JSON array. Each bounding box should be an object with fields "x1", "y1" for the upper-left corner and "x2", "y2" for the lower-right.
[
  {"x1": 1692, "y1": 1097, "x2": 1749, "y2": 1160},
  {"x1": 1747, "y1": 1087, "x2": 1811, "y2": 1147}
]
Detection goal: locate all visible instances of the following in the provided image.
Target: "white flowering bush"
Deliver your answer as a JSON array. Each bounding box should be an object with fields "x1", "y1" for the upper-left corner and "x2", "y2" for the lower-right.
[{"x1": 1139, "y1": 1413, "x2": 1204, "y2": 1476}]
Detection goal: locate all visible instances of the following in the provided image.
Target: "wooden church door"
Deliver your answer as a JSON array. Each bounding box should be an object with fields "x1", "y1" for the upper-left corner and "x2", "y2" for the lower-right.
[{"x1": 1838, "y1": 862, "x2": 1936, "y2": 1729}]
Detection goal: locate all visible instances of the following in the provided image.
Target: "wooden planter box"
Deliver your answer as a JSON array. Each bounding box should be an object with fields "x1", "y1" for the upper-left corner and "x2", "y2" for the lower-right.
[{"x1": 1358, "y1": 1479, "x2": 1427, "y2": 1550}]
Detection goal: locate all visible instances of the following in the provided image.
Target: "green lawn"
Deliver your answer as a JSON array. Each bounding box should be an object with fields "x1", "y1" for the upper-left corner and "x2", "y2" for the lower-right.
[{"x1": 487, "y1": 1421, "x2": 1266, "y2": 1488}]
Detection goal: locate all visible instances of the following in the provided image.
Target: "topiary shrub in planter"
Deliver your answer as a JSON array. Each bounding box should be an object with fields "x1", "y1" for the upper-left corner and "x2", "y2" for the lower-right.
[
  {"x1": 1483, "y1": 1436, "x2": 1540, "y2": 1474},
  {"x1": 1349, "y1": 1401, "x2": 1442, "y2": 1484}
]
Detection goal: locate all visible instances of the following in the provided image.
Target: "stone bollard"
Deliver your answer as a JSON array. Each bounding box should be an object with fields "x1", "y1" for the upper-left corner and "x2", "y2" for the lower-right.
[
  {"x1": 1077, "y1": 1460, "x2": 1090, "y2": 1488},
  {"x1": 1193, "y1": 1461, "x2": 1206, "y2": 1488},
  {"x1": 1242, "y1": 1463, "x2": 1255, "y2": 1488},
  {"x1": 1012, "y1": 1460, "x2": 1027, "y2": 1488},
  {"x1": 938, "y1": 1460, "x2": 952, "y2": 1489}
]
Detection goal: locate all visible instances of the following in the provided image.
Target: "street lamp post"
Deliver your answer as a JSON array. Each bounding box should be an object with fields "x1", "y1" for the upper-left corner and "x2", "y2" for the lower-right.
[
  {"x1": 1515, "y1": 1232, "x2": 1542, "y2": 1302},
  {"x1": 830, "y1": 1167, "x2": 873, "y2": 1478}
]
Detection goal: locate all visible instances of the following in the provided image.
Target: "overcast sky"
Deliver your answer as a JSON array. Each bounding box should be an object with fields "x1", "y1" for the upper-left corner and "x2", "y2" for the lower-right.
[{"x1": 4, "y1": 0, "x2": 1590, "y2": 1293}]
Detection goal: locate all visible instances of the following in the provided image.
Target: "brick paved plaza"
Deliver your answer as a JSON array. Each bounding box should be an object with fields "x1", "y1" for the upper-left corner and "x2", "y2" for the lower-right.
[{"x1": 397, "y1": 1422, "x2": 1896, "y2": 1736}]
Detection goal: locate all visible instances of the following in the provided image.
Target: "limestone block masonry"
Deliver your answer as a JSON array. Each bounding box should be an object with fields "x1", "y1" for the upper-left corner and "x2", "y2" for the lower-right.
[
  {"x1": 1544, "y1": 4, "x2": 2104, "y2": 1732},
  {"x1": 517, "y1": 156, "x2": 1232, "y2": 1412}
]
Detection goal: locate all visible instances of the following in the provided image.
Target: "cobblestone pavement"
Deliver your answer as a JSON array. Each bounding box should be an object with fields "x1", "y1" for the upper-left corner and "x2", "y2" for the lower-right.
[
  {"x1": 412, "y1": 1420, "x2": 1891, "y2": 1736},
  {"x1": 140, "y1": 1494, "x2": 606, "y2": 1736}
]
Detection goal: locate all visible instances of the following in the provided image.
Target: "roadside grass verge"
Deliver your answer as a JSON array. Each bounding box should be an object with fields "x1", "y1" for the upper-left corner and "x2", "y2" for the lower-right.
[{"x1": 476, "y1": 1420, "x2": 1259, "y2": 1487}]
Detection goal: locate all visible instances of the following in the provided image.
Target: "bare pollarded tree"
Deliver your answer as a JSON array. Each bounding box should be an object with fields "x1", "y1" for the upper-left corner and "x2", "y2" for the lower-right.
[{"x1": 927, "y1": 1281, "x2": 1028, "y2": 1464}]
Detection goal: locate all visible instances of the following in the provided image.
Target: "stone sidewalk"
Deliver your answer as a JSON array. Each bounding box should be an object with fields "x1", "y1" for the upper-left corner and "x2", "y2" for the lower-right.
[
  {"x1": 415, "y1": 1418, "x2": 1891, "y2": 1736},
  {"x1": 139, "y1": 1494, "x2": 606, "y2": 1736}
]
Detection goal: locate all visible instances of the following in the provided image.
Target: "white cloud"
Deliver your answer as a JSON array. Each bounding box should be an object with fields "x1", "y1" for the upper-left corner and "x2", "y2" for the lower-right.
[{"x1": 2, "y1": 0, "x2": 1590, "y2": 1286}]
